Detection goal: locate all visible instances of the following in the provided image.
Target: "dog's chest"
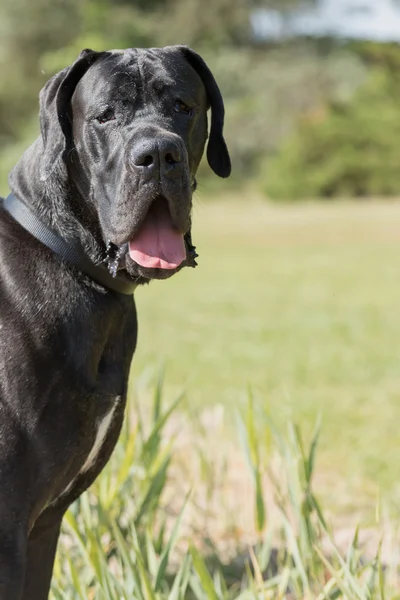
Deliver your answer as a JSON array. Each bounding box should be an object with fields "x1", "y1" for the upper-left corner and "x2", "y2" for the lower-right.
[
  {"x1": 80, "y1": 396, "x2": 120, "y2": 474},
  {"x1": 58, "y1": 394, "x2": 122, "y2": 499}
]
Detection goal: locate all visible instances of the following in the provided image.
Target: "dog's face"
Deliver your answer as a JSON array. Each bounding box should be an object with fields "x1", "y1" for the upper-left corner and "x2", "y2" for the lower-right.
[{"x1": 39, "y1": 47, "x2": 231, "y2": 283}]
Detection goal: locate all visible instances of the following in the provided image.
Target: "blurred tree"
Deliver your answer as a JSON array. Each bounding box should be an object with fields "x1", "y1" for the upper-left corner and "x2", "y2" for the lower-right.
[
  {"x1": 203, "y1": 44, "x2": 366, "y2": 184},
  {"x1": 0, "y1": 0, "x2": 81, "y2": 143},
  {"x1": 150, "y1": 0, "x2": 256, "y2": 48},
  {"x1": 262, "y1": 44, "x2": 400, "y2": 200}
]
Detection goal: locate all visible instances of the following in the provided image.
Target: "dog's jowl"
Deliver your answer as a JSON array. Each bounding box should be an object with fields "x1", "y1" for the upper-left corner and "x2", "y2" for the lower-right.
[{"x1": 0, "y1": 46, "x2": 230, "y2": 600}]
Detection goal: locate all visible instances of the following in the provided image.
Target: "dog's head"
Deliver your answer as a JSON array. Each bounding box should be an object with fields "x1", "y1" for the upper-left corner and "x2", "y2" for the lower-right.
[{"x1": 36, "y1": 46, "x2": 231, "y2": 283}]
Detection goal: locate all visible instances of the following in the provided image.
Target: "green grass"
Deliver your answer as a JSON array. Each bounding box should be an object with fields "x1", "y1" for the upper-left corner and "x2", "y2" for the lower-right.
[
  {"x1": 52, "y1": 383, "x2": 400, "y2": 599},
  {"x1": 4, "y1": 188, "x2": 400, "y2": 595},
  {"x1": 132, "y1": 196, "x2": 400, "y2": 515}
]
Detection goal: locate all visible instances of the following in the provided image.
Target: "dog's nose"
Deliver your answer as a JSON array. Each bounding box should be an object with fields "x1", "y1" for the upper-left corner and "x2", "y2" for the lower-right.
[{"x1": 131, "y1": 139, "x2": 183, "y2": 176}]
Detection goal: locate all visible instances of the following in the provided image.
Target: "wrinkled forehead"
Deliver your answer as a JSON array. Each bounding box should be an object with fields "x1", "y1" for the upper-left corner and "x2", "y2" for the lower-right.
[{"x1": 75, "y1": 48, "x2": 206, "y2": 107}]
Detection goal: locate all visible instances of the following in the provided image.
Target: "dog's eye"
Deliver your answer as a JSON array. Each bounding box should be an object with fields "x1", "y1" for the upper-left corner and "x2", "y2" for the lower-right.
[
  {"x1": 96, "y1": 109, "x2": 115, "y2": 124},
  {"x1": 174, "y1": 99, "x2": 192, "y2": 115}
]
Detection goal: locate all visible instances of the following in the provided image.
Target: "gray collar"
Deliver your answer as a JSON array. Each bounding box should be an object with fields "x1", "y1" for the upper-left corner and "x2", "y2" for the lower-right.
[{"x1": 3, "y1": 193, "x2": 137, "y2": 295}]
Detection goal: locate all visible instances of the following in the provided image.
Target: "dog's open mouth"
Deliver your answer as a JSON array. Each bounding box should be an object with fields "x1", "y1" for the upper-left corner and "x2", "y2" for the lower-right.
[
  {"x1": 128, "y1": 198, "x2": 186, "y2": 270},
  {"x1": 103, "y1": 198, "x2": 198, "y2": 279}
]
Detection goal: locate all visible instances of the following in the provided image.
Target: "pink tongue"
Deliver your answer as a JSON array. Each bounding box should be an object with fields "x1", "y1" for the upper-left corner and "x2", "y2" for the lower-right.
[{"x1": 129, "y1": 202, "x2": 186, "y2": 270}]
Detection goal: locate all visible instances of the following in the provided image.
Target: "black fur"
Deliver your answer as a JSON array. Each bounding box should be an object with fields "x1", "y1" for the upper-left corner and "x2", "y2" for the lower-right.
[{"x1": 0, "y1": 46, "x2": 230, "y2": 599}]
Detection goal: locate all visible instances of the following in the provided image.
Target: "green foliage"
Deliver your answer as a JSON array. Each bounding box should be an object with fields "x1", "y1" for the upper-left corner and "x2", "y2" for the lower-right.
[
  {"x1": 0, "y1": 0, "x2": 80, "y2": 143},
  {"x1": 51, "y1": 381, "x2": 397, "y2": 598},
  {"x1": 262, "y1": 44, "x2": 400, "y2": 201},
  {"x1": 150, "y1": 0, "x2": 255, "y2": 49},
  {"x1": 205, "y1": 44, "x2": 365, "y2": 184}
]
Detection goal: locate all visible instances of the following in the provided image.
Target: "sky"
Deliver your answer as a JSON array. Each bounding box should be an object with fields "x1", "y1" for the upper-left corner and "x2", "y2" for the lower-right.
[{"x1": 252, "y1": 0, "x2": 400, "y2": 42}]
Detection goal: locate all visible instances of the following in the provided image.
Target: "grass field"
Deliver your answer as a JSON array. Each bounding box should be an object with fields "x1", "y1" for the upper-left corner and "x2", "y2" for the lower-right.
[
  {"x1": 131, "y1": 195, "x2": 400, "y2": 517},
  {"x1": 45, "y1": 194, "x2": 400, "y2": 598}
]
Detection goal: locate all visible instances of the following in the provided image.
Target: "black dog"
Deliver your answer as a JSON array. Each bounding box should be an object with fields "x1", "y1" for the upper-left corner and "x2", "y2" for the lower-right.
[{"x1": 0, "y1": 46, "x2": 230, "y2": 600}]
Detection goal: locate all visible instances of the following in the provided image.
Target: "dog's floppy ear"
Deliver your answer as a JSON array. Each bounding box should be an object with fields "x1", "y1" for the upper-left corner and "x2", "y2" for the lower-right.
[
  {"x1": 39, "y1": 49, "x2": 108, "y2": 182},
  {"x1": 177, "y1": 46, "x2": 231, "y2": 178}
]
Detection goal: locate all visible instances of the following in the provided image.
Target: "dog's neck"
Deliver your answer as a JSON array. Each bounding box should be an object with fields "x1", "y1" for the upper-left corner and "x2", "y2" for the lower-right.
[
  {"x1": 9, "y1": 138, "x2": 104, "y2": 265},
  {"x1": 6, "y1": 138, "x2": 140, "y2": 295}
]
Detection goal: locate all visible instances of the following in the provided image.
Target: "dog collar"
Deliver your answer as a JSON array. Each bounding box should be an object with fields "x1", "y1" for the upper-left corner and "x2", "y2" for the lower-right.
[{"x1": 3, "y1": 193, "x2": 138, "y2": 295}]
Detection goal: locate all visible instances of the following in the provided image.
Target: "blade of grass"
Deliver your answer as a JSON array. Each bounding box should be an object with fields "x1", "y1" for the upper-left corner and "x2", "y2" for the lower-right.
[{"x1": 190, "y1": 544, "x2": 219, "y2": 600}]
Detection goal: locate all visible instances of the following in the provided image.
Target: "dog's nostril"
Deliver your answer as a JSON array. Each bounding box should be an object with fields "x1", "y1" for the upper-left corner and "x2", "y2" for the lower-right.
[
  {"x1": 165, "y1": 151, "x2": 181, "y2": 165},
  {"x1": 165, "y1": 153, "x2": 175, "y2": 165},
  {"x1": 132, "y1": 146, "x2": 156, "y2": 168},
  {"x1": 140, "y1": 154, "x2": 154, "y2": 167}
]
